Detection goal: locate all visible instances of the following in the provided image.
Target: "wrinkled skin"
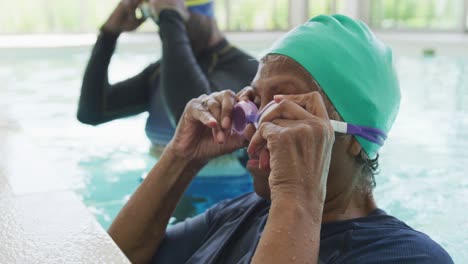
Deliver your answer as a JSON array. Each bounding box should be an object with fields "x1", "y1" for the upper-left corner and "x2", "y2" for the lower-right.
[
  {"x1": 167, "y1": 56, "x2": 376, "y2": 219},
  {"x1": 109, "y1": 55, "x2": 378, "y2": 263},
  {"x1": 168, "y1": 59, "x2": 335, "y2": 199},
  {"x1": 164, "y1": 56, "x2": 350, "y2": 264},
  {"x1": 168, "y1": 90, "x2": 248, "y2": 163}
]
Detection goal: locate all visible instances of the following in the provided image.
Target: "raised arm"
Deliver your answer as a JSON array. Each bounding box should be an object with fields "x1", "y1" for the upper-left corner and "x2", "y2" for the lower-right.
[
  {"x1": 108, "y1": 146, "x2": 206, "y2": 263},
  {"x1": 156, "y1": 5, "x2": 212, "y2": 125},
  {"x1": 248, "y1": 93, "x2": 335, "y2": 264},
  {"x1": 77, "y1": 0, "x2": 155, "y2": 125},
  {"x1": 108, "y1": 90, "x2": 247, "y2": 263}
]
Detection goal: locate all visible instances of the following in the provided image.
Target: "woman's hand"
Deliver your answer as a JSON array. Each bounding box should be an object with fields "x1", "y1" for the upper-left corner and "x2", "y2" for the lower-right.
[
  {"x1": 102, "y1": 0, "x2": 146, "y2": 34},
  {"x1": 166, "y1": 90, "x2": 248, "y2": 164},
  {"x1": 247, "y1": 92, "x2": 335, "y2": 202}
]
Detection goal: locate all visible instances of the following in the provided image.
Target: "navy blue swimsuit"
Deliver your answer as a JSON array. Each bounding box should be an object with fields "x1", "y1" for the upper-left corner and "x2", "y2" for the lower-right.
[{"x1": 153, "y1": 193, "x2": 453, "y2": 264}]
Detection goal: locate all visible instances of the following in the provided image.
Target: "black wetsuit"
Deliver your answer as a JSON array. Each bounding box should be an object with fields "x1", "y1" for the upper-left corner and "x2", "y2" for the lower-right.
[{"x1": 78, "y1": 10, "x2": 258, "y2": 145}]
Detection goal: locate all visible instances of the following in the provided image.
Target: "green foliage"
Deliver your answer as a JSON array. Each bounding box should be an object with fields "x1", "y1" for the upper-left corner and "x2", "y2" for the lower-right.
[
  {"x1": 0, "y1": 0, "x2": 465, "y2": 33},
  {"x1": 0, "y1": 0, "x2": 290, "y2": 33},
  {"x1": 0, "y1": 0, "x2": 119, "y2": 33},
  {"x1": 370, "y1": 0, "x2": 463, "y2": 29},
  {"x1": 215, "y1": 0, "x2": 289, "y2": 31},
  {"x1": 309, "y1": 0, "x2": 333, "y2": 17}
]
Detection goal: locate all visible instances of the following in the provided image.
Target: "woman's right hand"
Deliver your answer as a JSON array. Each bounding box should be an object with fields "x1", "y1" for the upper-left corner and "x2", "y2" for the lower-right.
[
  {"x1": 102, "y1": 0, "x2": 146, "y2": 34},
  {"x1": 166, "y1": 90, "x2": 248, "y2": 164}
]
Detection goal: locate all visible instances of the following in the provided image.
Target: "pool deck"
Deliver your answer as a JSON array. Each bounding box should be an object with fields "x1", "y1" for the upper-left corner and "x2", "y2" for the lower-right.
[{"x1": 0, "y1": 114, "x2": 129, "y2": 263}]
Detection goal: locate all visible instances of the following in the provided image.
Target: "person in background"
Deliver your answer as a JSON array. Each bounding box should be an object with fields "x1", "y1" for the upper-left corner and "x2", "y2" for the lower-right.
[
  {"x1": 77, "y1": 0, "x2": 257, "y2": 146},
  {"x1": 77, "y1": 0, "x2": 258, "y2": 220},
  {"x1": 108, "y1": 14, "x2": 453, "y2": 263}
]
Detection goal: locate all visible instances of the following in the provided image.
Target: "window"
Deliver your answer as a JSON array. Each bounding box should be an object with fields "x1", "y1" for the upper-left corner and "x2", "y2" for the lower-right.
[
  {"x1": 370, "y1": 0, "x2": 465, "y2": 30},
  {"x1": 308, "y1": 0, "x2": 346, "y2": 17},
  {"x1": 0, "y1": 0, "x2": 122, "y2": 33},
  {"x1": 215, "y1": 0, "x2": 289, "y2": 31},
  {"x1": 465, "y1": 2, "x2": 468, "y2": 31},
  {"x1": 1, "y1": 0, "x2": 468, "y2": 34}
]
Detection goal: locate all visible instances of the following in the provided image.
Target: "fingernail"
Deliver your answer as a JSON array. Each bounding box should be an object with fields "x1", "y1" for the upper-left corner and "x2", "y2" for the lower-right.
[
  {"x1": 217, "y1": 131, "x2": 224, "y2": 144},
  {"x1": 258, "y1": 148, "x2": 270, "y2": 169},
  {"x1": 247, "y1": 145, "x2": 255, "y2": 155},
  {"x1": 274, "y1": 95, "x2": 283, "y2": 103},
  {"x1": 222, "y1": 117, "x2": 230, "y2": 129},
  {"x1": 208, "y1": 118, "x2": 218, "y2": 128}
]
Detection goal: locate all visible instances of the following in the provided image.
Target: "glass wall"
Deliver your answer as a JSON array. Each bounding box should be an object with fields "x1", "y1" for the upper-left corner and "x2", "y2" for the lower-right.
[
  {"x1": 0, "y1": 0, "x2": 288, "y2": 33},
  {"x1": 308, "y1": 0, "x2": 345, "y2": 17},
  {"x1": 0, "y1": 0, "x2": 119, "y2": 33},
  {"x1": 466, "y1": 3, "x2": 468, "y2": 31},
  {"x1": 215, "y1": 0, "x2": 289, "y2": 31},
  {"x1": 144, "y1": 0, "x2": 289, "y2": 32},
  {"x1": 370, "y1": 0, "x2": 465, "y2": 30},
  {"x1": 0, "y1": 0, "x2": 467, "y2": 33}
]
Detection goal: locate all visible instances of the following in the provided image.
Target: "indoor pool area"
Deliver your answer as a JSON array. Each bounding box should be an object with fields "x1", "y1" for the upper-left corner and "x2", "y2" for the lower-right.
[
  {"x1": 1, "y1": 33, "x2": 467, "y2": 262},
  {"x1": 1, "y1": 0, "x2": 468, "y2": 263}
]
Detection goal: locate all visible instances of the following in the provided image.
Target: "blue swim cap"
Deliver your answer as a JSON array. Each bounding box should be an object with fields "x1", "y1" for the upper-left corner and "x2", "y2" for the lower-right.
[{"x1": 186, "y1": 0, "x2": 214, "y2": 17}]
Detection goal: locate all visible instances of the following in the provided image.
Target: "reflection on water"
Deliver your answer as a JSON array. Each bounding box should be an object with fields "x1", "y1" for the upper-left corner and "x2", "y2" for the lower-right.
[
  {"x1": 0, "y1": 42, "x2": 467, "y2": 262},
  {"x1": 375, "y1": 56, "x2": 468, "y2": 258}
]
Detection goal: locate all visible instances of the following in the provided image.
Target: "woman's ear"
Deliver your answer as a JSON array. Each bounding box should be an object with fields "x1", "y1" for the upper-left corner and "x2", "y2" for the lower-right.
[{"x1": 348, "y1": 137, "x2": 362, "y2": 156}]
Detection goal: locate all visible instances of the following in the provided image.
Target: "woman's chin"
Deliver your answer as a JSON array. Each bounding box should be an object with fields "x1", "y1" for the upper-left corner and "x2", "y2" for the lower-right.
[
  {"x1": 252, "y1": 180, "x2": 271, "y2": 200},
  {"x1": 247, "y1": 161, "x2": 271, "y2": 200}
]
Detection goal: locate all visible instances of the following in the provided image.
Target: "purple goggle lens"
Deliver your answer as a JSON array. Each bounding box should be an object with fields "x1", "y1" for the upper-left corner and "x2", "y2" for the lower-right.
[{"x1": 231, "y1": 101, "x2": 387, "y2": 146}]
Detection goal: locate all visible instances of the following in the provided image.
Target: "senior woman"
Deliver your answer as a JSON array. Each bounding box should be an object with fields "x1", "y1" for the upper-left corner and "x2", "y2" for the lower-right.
[{"x1": 108, "y1": 15, "x2": 453, "y2": 263}]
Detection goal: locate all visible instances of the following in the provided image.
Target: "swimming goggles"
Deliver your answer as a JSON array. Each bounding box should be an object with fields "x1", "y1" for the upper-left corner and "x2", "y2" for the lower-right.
[{"x1": 232, "y1": 101, "x2": 387, "y2": 146}]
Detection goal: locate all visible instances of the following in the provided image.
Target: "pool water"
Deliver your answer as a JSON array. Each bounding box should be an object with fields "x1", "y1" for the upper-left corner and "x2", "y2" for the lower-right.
[{"x1": 0, "y1": 36, "x2": 467, "y2": 262}]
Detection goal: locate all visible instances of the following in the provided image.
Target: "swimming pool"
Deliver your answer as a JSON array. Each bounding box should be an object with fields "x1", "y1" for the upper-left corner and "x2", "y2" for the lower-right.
[{"x1": 0, "y1": 34, "x2": 467, "y2": 262}]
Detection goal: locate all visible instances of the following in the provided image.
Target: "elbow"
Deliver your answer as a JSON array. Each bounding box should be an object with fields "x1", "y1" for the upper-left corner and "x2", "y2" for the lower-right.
[
  {"x1": 76, "y1": 110, "x2": 103, "y2": 126},
  {"x1": 127, "y1": 253, "x2": 153, "y2": 264}
]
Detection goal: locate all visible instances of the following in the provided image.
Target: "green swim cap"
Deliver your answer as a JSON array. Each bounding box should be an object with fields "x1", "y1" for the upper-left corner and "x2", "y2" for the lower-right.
[{"x1": 266, "y1": 14, "x2": 401, "y2": 158}]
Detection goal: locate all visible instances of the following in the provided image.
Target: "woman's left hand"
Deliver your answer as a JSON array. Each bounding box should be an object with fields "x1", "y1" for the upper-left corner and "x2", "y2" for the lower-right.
[{"x1": 247, "y1": 92, "x2": 335, "y2": 202}]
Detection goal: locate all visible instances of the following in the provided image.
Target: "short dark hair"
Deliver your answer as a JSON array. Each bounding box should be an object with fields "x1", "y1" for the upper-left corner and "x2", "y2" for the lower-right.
[{"x1": 356, "y1": 151, "x2": 379, "y2": 192}]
